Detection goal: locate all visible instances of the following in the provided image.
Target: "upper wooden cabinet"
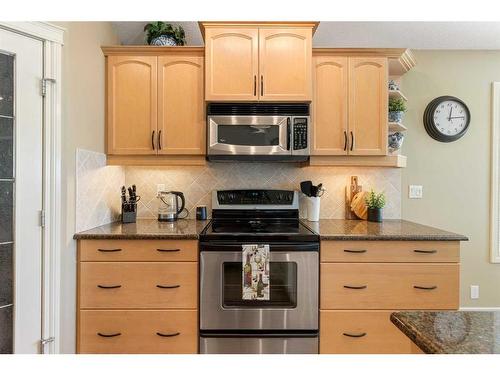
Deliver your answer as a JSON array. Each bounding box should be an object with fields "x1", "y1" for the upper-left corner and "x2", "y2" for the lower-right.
[
  {"x1": 312, "y1": 54, "x2": 388, "y2": 156},
  {"x1": 201, "y1": 22, "x2": 317, "y2": 102},
  {"x1": 103, "y1": 47, "x2": 206, "y2": 165}
]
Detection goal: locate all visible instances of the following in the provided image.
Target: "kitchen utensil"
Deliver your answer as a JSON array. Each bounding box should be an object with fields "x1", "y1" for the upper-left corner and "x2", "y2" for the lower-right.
[
  {"x1": 345, "y1": 176, "x2": 362, "y2": 219},
  {"x1": 300, "y1": 181, "x2": 313, "y2": 197},
  {"x1": 196, "y1": 206, "x2": 208, "y2": 220},
  {"x1": 157, "y1": 191, "x2": 187, "y2": 222},
  {"x1": 121, "y1": 185, "x2": 140, "y2": 223},
  {"x1": 350, "y1": 191, "x2": 368, "y2": 220}
]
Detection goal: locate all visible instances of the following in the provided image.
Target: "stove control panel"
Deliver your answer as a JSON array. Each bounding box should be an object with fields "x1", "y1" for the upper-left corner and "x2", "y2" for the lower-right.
[{"x1": 217, "y1": 189, "x2": 295, "y2": 205}]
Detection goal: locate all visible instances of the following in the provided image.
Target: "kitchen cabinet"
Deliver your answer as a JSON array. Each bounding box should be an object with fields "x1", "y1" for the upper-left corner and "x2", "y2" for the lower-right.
[
  {"x1": 201, "y1": 22, "x2": 316, "y2": 102},
  {"x1": 76, "y1": 239, "x2": 198, "y2": 354},
  {"x1": 103, "y1": 47, "x2": 206, "y2": 166},
  {"x1": 319, "y1": 240, "x2": 461, "y2": 354},
  {"x1": 312, "y1": 54, "x2": 388, "y2": 156}
]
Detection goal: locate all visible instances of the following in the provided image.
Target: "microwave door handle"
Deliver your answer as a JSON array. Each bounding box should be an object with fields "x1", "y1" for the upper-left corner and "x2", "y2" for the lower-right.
[{"x1": 287, "y1": 118, "x2": 291, "y2": 151}]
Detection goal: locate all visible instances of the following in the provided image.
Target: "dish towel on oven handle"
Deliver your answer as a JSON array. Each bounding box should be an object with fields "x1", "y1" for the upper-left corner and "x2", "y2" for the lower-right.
[{"x1": 242, "y1": 244, "x2": 270, "y2": 300}]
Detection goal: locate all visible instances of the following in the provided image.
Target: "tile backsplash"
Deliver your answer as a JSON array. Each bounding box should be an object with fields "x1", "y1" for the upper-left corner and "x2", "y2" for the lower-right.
[{"x1": 125, "y1": 163, "x2": 401, "y2": 220}]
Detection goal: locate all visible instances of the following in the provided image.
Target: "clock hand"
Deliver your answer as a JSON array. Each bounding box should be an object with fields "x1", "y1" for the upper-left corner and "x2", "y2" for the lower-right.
[
  {"x1": 448, "y1": 107, "x2": 452, "y2": 121},
  {"x1": 449, "y1": 116, "x2": 465, "y2": 119}
]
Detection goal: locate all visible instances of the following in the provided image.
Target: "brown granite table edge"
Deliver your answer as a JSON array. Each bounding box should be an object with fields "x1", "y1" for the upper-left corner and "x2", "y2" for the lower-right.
[
  {"x1": 73, "y1": 233, "x2": 200, "y2": 240},
  {"x1": 317, "y1": 234, "x2": 468, "y2": 241},
  {"x1": 390, "y1": 312, "x2": 442, "y2": 354}
]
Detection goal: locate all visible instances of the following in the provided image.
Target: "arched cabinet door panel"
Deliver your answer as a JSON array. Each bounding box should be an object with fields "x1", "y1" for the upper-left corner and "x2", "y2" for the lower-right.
[
  {"x1": 158, "y1": 54, "x2": 205, "y2": 155},
  {"x1": 107, "y1": 56, "x2": 157, "y2": 155}
]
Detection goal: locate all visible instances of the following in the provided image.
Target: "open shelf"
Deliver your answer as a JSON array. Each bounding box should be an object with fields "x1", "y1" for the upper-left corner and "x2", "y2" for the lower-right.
[
  {"x1": 389, "y1": 89, "x2": 408, "y2": 101},
  {"x1": 389, "y1": 122, "x2": 407, "y2": 132}
]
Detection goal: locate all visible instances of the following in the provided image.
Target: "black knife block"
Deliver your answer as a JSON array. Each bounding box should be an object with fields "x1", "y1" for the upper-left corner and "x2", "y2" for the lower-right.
[{"x1": 121, "y1": 203, "x2": 137, "y2": 224}]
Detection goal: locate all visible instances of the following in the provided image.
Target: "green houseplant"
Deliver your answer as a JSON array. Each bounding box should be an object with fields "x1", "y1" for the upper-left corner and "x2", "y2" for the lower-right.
[
  {"x1": 144, "y1": 22, "x2": 186, "y2": 46},
  {"x1": 365, "y1": 189, "x2": 386, "y2": 222},
  {"x1": 388, "y1": 97, "x2": 407, "y2": 123}
]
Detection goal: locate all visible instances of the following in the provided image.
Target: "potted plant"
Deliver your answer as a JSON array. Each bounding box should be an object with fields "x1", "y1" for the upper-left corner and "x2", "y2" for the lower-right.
[
  {"x1": 144, "y1": 22, "x2": 186, "y2": 46},
  {"x1": 365, "y1": 190, "x2": 386, "y2": 222},
  {"x1": 388, "y1": 97, "x2": 407, "y2": 123}
]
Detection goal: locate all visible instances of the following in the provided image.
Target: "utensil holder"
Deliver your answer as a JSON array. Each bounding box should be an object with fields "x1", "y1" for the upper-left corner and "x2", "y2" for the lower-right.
[
  {"x1": 122, "y1": 203, "x2": 137, "y2": 224},
  {"x1": 307, "y1": 197, "x2": 320, "y2": 222}
]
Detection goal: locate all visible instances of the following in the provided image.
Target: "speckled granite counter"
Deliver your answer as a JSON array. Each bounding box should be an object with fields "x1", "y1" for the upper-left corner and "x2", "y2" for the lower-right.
[
  {"x1": 301, "y1": 219, "x2": 468, "y2": 241},
  {"x1": 73, "y1": 219, "x2": 209, "y2": 240},
  {"x1": 391, "y1": 311, "x2": 500, "y2": 354}
]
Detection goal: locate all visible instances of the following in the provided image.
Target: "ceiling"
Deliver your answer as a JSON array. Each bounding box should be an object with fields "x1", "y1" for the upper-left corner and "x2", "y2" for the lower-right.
[{"x1": 112, "y1": 21, "x2": 500, "y2": 49}]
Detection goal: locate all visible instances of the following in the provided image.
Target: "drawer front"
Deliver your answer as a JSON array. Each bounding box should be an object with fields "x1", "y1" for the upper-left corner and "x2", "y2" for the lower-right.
[
  {"x1": 321, "y1": 241, "x2": 460, "y2": 263},
  {"x1": 79, "y1": 239, "x2": 198, "y2": 262},
  {"x1": 78, "y1": 310, "x2": 197, "y2": 353},
  {"x1": 320, "y1": 311, "x2": 412, "y2": 354},
  {"x1": 321, "y1": 263, "x2": 459, "y2": 309},
  {"x1": 80, "y1": 262, "x2": 197, "y2": 308}
]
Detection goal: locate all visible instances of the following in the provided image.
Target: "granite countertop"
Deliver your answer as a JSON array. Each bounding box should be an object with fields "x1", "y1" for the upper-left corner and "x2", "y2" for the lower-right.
[
  {"x1": 73, "y1": 219, "x2": 209, "y2": 240},
  {"x1": 391, "y1": 311, "x2": 500, "y2": 354},
  {"x1": 301, "y1": 219, "x2": 468, "y2": 241}
]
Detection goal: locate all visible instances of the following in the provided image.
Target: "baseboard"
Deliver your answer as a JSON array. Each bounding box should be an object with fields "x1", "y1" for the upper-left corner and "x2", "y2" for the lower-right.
[{"x1": 459, "y1": 306, "x2": 500, "y2": 311}]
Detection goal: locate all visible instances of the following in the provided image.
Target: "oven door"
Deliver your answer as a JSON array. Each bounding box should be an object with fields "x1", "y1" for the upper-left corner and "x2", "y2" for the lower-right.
[
  {"x1": 208, "y1": 115, "x2": 291, "y2": 156},
  {"x1": 200, "y1": 244, "x2": 318, "y2": 330}
]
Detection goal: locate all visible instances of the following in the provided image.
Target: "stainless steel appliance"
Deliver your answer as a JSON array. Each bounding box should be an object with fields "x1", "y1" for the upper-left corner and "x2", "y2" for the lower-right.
[
  {"x1": 157, "y1": 190, "x2": 186, "y2": 222},
  {"x1": 207, "y1": 103, "x2": 310, "y2": 162},
  {"x1": 199, "y1": 189, "x2": 319, "y2": 354}
]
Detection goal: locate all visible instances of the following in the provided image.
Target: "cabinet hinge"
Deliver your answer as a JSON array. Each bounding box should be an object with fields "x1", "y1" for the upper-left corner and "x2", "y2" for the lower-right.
[
  {"x1": 40, "y1": 337, "x2": 55, "y2": 354},
  {"x1": 41, "y1": 78, "x2": 56, "y2": 97},
  {"x1": 39, "y1": 210, "x2": 46, "y2": 228}
]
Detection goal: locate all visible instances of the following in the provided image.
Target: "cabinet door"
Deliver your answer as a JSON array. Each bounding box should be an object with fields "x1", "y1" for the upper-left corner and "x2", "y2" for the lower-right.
[
  {"x1": 348, "y1": 57, "x2": 388, "y2": 155},
  {"x1": 259, "y1": 28, "x2": 312, "y2": 101},
  {"x1": 205, "y1": 28, "x2": 259, "y2": 101},
  {"x1": 158, "y1": 54, "x2": 205, "y2": 155},
  {"x1": 107, "y1": 56, "x2": 157, "y2": 155},
  {"x1": 312, "y1": 56, "x2": 348, "y2": 155}
]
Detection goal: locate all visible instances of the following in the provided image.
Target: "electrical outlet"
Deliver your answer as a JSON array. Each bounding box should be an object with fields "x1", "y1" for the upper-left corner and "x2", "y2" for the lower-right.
[
  {"x1": 470, "y1": 285, "x2": 480, "y2": 299},
  {"x1": 409, "y1": 185, "x2": 423, "y2": 199},
  {"x1": 157, "y1": 184, "x2": 165, "y2": 194}
]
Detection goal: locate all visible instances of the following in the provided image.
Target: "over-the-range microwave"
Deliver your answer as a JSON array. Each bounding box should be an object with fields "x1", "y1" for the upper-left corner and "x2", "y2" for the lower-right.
[{"x1": 207, "y1": 103, "x2": 310, "y2": 162}]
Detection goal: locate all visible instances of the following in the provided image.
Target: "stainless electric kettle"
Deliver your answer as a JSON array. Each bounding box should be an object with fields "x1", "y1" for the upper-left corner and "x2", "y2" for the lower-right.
[{"x1": 157, "y1": 191, "x2": 186, "y2": 222}]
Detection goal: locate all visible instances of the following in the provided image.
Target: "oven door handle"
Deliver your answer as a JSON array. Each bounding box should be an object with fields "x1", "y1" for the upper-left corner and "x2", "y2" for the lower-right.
[{"x1": 199, "y1": 242, "x2": 319, "y2": 252}]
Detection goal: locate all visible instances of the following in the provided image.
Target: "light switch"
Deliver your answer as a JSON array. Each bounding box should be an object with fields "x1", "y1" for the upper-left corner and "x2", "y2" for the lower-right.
[
  {"x1": 470, "y1": 285, "x2": 479, "y2": 299},
  {"x1": 409, "y1": 185, "x2": 423, "y2": 199}
]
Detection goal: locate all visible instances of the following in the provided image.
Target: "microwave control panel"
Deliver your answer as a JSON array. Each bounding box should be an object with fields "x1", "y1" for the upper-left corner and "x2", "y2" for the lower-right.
[{"x1": 293, "y1": 118, "x2": 308, "y2": 150}]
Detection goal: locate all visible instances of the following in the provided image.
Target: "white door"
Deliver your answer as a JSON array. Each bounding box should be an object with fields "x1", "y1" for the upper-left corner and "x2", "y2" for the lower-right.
[{"x1": 0, "y1": 28, "x2": 44, "y2": 354}]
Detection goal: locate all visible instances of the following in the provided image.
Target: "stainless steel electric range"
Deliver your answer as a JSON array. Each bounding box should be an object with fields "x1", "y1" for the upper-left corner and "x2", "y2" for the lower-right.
[{"x1": 199, "y1": 189, "x2": 319, "y2": 354}]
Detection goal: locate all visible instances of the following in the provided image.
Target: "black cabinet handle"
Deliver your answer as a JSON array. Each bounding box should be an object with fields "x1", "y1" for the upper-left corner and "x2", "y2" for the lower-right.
[
  {"x1": 414, "y1": 249, "x2": 438, "y2": 254},
  {"x1": 156, "y1": 332, "x2": 180, "y2": 338},
  {"x1": 261, "y1": 75, "x2": 263, "y2": 96},
  {"x1": 343, "y1": 285, "x2": 367, "y2": 290},
  {"x1": 344, "y1": 249, "x2": 367, "y2": 254},
  {"x1": 156, "y1": 284, "x2": 180, "y2": 289},
  {"x1": 158, "y1": 130, "x2": 162, "y2": 150},
  {"x1": 97, "y1": 284, "x2": 122, "y2": 289},
  {"x1": 152, "y1": 130, "x2": 155, "y2": 150},
  {"x1": 156, "y1": 248, "x2": 180, "y2": 253},
  {"x1": 254, "y1": 75, "x2": 257, "y2": 96},
  {"x1": 350, "y1": 131, "x2": 354, "y2": 151},
  {"x1": 286, "y1": 118, "x2": 291, "y2": 151},
  {"x1": 97, "y1": 248, "x2": 122, "y2": 252},
  {"x1": 343, "y1": 332, "x2": 367, "y2": 338},
  {"x1": 343, "y1": 131, "x2": 348, "y2": 151},
  {"x1": 414, "y1": 285, "x2": 437, "y2": 290},
  {"x1": 98, "y1": 332, "x2": 121, "y2": 338}
]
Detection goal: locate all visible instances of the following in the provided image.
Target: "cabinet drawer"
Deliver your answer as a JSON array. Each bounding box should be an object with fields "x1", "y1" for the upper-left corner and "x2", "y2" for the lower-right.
[
  {"x1": 321, "y1": 241, "x2": 459, "y2": 263},
  {"x1": 79, "y1": 262, "x2": 197, "y2": 308},
  {"x1": 78, "y1": 310, "x2": 197, "y2": 353},
  {"x1": 321, "y1": 263, "x2": 459, "y2": 309},
  {"x1": 320, "y1": 311, "x2": 412, "y2": 354},
  {"x1": 79, "y1": 240, "x2": 198, "y2": 262}
]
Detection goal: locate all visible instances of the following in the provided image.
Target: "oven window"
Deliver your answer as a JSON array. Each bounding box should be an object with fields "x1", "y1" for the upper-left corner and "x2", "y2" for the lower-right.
[
  {"x1": 217, "y1": 125, "x2": 280, "y2": 146},
  {"x1": 222, "y1": 262, "x2": 297, "y2": 308}
]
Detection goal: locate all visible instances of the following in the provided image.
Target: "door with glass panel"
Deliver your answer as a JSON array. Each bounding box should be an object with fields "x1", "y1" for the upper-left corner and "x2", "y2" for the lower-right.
[{"x1": 0, "y1": 28, "x2": 43, "y2": 354}]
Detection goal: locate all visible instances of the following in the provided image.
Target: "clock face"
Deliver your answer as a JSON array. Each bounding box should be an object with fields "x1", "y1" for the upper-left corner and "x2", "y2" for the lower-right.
[{"x1": 424, "y1": 96, "x2": 471, "y2": 142}]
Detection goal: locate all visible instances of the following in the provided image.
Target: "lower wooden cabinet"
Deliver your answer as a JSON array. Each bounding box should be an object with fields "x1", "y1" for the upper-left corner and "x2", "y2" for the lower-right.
[
  {"x1": 320, "y1": 311, "x2": 412, "y2": 354},
  {"x1": 79, "y1": 310, "x2": 197, "y2": 354}
]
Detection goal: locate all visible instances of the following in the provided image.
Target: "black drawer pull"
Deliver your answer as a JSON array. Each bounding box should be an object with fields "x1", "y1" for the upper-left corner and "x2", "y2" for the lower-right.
[
  {"x1": 97, "y1": 284, "x2": 122, "y2": 289},
  {"x1": 156, "y1": 284, "x2": 180, "y2": 289},
  {"x1": 343, "y1": 332, "x2": 367, "y2": 338},
  {"x1": 156, "y1": 332, "x2": 180, "y2": 338},
  {"x1": 344, "y1": 249, "x2": 367, "y2": 254},
  {"x1": 97, "y1": 248, "x2": 122, "y2": 252},
  {"x1": 97, "y1": 332, "x2": 121, "y2": 338},
  {"x1": 413, "y1": 249, "x2": 438, "y2": 254},
  {"x1": 157, "y1": 248, "x2": 181, "y2": 253},
  {"x1": 414, "y1": 285, "x2": 437, "y2": 290},
  {"x1": 343, "y1": 285, "x2": 367, "y2": 290}
]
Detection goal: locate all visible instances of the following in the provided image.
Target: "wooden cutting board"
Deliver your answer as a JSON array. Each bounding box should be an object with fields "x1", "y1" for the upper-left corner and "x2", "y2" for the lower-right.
[{"x1": 350, "y1": 191, "x2": 368, "y2": 220}]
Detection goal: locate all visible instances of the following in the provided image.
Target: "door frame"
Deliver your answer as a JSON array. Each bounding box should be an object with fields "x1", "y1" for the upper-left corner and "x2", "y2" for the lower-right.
[{"x1": 0, "y1": 22, "x2": 63, "y2": 354}]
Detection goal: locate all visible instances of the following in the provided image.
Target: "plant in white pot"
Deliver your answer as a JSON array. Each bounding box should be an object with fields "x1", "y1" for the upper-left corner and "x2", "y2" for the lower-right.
[
  {"x1": 388, "y1": 97, "x2": 407, "y2": 123},
  {"x1": 144, "y1": 22, "x2": 186, "y2": 46},
  {"x1": 365, "y1": 190, "x2": 386, "y2": 222}
]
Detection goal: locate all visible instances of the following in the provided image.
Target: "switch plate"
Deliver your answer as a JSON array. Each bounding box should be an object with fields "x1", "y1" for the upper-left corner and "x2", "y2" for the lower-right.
[
  {"x1": 157, "y1": 184, "x2": 165, "y2": 194},
  {"x1": 470, "y1": 285, "x2": 480, "y2": 299},
  {"x1": 409, "y1": 185, "x2": 423, "y2": 199}
]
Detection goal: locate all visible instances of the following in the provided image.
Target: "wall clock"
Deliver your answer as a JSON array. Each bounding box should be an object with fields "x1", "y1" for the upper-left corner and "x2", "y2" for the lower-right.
[{"x1": 423, "y1": 96, "x2": 471, "y2": 142}]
